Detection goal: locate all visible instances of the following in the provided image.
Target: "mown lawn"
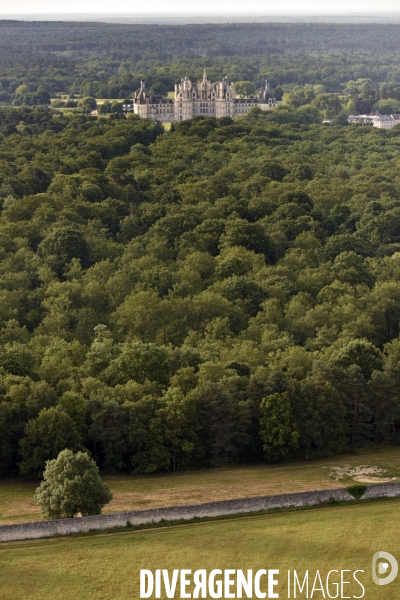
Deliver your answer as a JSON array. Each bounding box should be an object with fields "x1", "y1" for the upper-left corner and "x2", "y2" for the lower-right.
[
  {"x1": 1, "y1": 446, "x2": 400, "y2": 525},
  {"x1": 0, "y1": 500, "x2": 399, "y2": 599}
]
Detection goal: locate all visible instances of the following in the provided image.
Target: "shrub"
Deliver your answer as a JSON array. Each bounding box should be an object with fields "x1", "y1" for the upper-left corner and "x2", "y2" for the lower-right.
[{"x1": 346, "y1": 484, "x2": 367, "y2": 500}]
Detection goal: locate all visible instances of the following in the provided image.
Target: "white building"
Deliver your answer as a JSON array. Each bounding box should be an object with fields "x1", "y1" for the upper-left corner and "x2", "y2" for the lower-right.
[
  {"x1": 133, "y1": 70, "x2": 276, "y2": 122},
  {"x1": 347, "y1": 114, "x2": 377, "y2": 124},
  {"x1": 347, "y1": 113, "x2": 400, "y2": 129},
  {"x1": 372, "y1": 114, "x2": 400, "y2": 129},
  {"x1": 133, "y1": 81, "x2": 175, "y2": 123}
]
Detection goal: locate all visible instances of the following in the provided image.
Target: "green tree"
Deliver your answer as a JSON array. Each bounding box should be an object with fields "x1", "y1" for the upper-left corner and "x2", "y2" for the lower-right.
[
  {"x1": 291, "y1": 378, "x2": 347, "y2": 459},
  {"x1": 191, "y1": 380, "x2": 251, "y2": 467},
  {"x1": 332, "y1": 252, "x2": 375, "y2": 288},
  {"x1": 126, "y1": 395, "x2": 170, "y2": 473},
  {"x1": 0, "y1": 402, "x2": 14, "y2": 476},
  {"x1": 15, "y1": 84, "x2": 29, "y2": 96},
  {"x1": 84, "y1": 324, "x2": 118, "y2": 376},
  {"x1": 368, "y1": 371, "x2": 399, "y2": 449},
  {"x1": 220, "y1": 217, "x2": 276, "y2": 262},
  {"x1": 78, "y1": 97, "x2": 97, "y2": 113},
  {"x1": 34, "y1": 449, "x2": 112, "y2": 518},
  {"x1": 38, "y1": 222, "x2": 91, "y2": 274},
  {"x1": 260, "y1": 392, "x2": 299, "y2": 462},
  {"x1": 157, "y1": 388, "x2": 198, "y2": 471},
  {"x1": 104, "y1": 342, "x2": 169, "y2": 385},
  {"x1": 57, "y1": 392, "x2": 87, "y2": 437},
  {"x1": 89, "y1": 399, "x2": 128, "y2": 471},
  {"x1": 19, "y1": 407, "x2": 82, "y2": 478},
  {"x1": 319, "y1": 363, "x2": 370, "y2": 453},
  {"x1": 150, "y1": 82, "x2": 168, "y2": 96},
  {"x1": 313, "y1": 94, "x2": 342, "y2": 119},
  {"x1": 235, "y1": 81, "x2": 257, "y2": 97},
  {"x1": 331, "y1": 339, "x2": 383, "y2": 380}
]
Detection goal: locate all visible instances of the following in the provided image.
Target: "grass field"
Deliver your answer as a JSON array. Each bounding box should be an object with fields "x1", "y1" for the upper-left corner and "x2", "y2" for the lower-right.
[
  {"x1": 50, "y1": 98, "x2": 123, "y2": 105},
  {"x1": 1, "y1": 447, "x2": 400, "y2": 526},
  {"x1": 0, "y1": 500, "x2": 399, "y2": 599}
]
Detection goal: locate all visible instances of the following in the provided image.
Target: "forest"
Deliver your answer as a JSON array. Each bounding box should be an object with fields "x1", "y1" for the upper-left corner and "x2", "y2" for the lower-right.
[
  {"x1": 3, "y1": 21, "x2": 400, "y2": 116},
  {"x1": 0, "y1": 102, "x2": 400, "y2": 477}
]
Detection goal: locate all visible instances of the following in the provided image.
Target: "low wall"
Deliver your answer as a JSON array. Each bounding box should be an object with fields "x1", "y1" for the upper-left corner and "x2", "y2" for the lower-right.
[{"x1": 1, "y1": 482, "x2": 400, "y2": 543}]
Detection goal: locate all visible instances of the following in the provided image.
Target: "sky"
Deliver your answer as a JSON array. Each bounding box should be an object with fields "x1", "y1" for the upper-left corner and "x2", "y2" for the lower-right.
[{"x1": 1, "y1": 0, "x2": 400, "y2": 16}]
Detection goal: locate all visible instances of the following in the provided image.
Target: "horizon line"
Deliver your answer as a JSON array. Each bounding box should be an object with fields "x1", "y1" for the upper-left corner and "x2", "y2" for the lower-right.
[{"x1": 2, "y1": 11, "x2": 400, "y2": 15}]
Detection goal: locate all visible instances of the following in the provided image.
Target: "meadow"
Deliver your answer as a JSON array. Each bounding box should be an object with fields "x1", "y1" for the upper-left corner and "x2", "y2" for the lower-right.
[
  {"x1": 1, "y1": 446, "x2": 400, "y2": 525},
  {"x1": 0, "y1": 500, "x2": 399, "y2": 599}
]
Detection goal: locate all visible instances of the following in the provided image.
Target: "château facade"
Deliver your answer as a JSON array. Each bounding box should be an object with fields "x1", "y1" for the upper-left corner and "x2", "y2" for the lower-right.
[{"x1": 133, "y1": 70, "x2": 276, "y2": 122}]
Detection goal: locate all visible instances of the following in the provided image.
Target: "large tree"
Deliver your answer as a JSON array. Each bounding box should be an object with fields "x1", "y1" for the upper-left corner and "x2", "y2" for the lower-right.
[{"x1": 34, "y1": 449, "x2": 112, "y2": 519}]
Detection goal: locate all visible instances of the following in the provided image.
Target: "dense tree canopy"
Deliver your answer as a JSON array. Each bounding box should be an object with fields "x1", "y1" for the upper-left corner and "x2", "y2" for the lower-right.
[{"x1": 1, "y1": 103, "x2": 400, "y2": 476}]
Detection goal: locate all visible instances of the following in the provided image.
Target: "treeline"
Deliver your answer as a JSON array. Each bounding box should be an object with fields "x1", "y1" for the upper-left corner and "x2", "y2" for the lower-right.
[
  {"x1": 2, "y1": 106, "x2": 400, "y2": 477},
  {"x1": 3, "y1": 21, "x2": 400, "y2": 55}
]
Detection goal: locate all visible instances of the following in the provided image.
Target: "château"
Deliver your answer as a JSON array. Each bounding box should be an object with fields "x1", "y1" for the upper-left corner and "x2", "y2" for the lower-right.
[{"x1": 133, "y1": 70, "x2": 276, "y2": 122}]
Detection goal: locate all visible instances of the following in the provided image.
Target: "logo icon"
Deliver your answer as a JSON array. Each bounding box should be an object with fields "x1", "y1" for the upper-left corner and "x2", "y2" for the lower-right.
[{"x1": 372, "y1": 551, "x2": 398, "y2": 585}]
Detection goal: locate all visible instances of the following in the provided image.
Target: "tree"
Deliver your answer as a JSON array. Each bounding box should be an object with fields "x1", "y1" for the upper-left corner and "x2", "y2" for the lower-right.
[
  {"x1": 215, "y1": 257, "x2": 248, "y2": 280},
  {"x1": 368, "y1": 371, "x2": 399, "y2": 449},
  {"x1": 78, "y1": 97, "x2": 97, "y2": 113},
  {"x1": 144, "y1": 266, "x2": 176, "y2": 297},
  {"x1": 0, "y1": 342, "x2": 35, "y2": 376},
  {"x1": 219, "y1": 217, "x2": 276, "y2": 263},
  {"x1": 290, "y1": 378, "x2": 346, "y2": 459},
  {"x1": 320, "y1": 234, "x2": 372, "y2": 263},
  {"x1": 0, "y1": 402, "x2": 14, "y2": 476},
  {"x1": 263, "y1": 162, "x2": 288, "y2": 182},
  {"x1": 294, "y1": 164, "x2": 313, "y2": 181},
  {"x1": 260, "y1": 392, "x2": 299, "y2": 462},
  {"x1": 126, "y1": 395, "x2": 170, "y2": 474},
  {"x1": 89, "y1": 399, "x2": 129, "y2": 471},
  {"x1": 190, "y1": 380, "x2": 251, "y2": 467},
  {"x1": 332, "y1": 252, "x2": 375, "y2": 288},
  {"x1": 150, "y1": 82, "x2": 168, "y2": 97},
  {"x1": 15, "y1": 84, "x2": 29, "y2": 96},
  {"x1": 331, "y1": 339, "x2": 383, "y2": 380},
  {"x1": 284, "y1": 89, "x2": 308, "y2": 108},
  {"x1": 156, "y1": 388, "x2": 199, "y2": 471},
  {"x1": 320, "y1": 363, "x2": 370, "y2": 453},
  {"x1": 114, "y1": 290, "x2": 164, "y2": 342},
  {"x1": 19, "y1": 407, "x2": 82, "y2": 478},
  {"x1": 84, "y1": 324, "x2": 118, "y2": 376},
  {"x1": 35, "y1": 86, "x2": 51, "y2": 105},
  {"x1": 98, "y1": 101, "x2": 112, "y2": 114},
  {"x1": 313, "y1": 94, "x2": 342, "y2": 119},
  {"x1": 38, "y1": 222, "x2": 91, "y2": 275},
  {"x1": 213, "y1": 276, "x2": 267, "y2": 316},
  {"x1": 104, "y1": 342, "x2": 170, "y2": 385},
  {"x1": 57, "y1": 392, "x2": 87, "y2": 437},
  {"x1": 34, "y1": 449, "x2": 112, "y2": 519},
  {"x1": 235, "y1": 81, "x2": 257, "y2": 98}
]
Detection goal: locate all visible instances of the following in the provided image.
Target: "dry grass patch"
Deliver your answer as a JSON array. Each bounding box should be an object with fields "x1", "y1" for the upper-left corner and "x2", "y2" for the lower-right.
[
  {"x1": 0, "y1": 480, "x2": 39, "y2": 524},
  {"x1": 103, "y1": 446, "x2": 400, "y2": 514},
  {"x1": 1, "y1": 446, "x2": 400, "y2": 525}
]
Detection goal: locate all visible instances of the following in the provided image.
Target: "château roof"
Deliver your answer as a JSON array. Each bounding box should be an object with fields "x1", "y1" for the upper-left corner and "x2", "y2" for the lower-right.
[{"x1": 259, "y1": 79, "x2": 274, "y2": 102}]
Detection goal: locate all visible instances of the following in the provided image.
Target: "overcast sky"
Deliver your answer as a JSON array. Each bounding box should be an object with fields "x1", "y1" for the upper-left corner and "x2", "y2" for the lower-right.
[{"x1": 2, "y1": 0, "x2": 400, "y2": 15}]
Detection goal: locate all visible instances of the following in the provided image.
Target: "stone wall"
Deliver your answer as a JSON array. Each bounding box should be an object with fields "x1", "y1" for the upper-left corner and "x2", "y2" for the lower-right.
[{"x1": 1, "y1": 482, "x2": 399, "y2": 543}]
